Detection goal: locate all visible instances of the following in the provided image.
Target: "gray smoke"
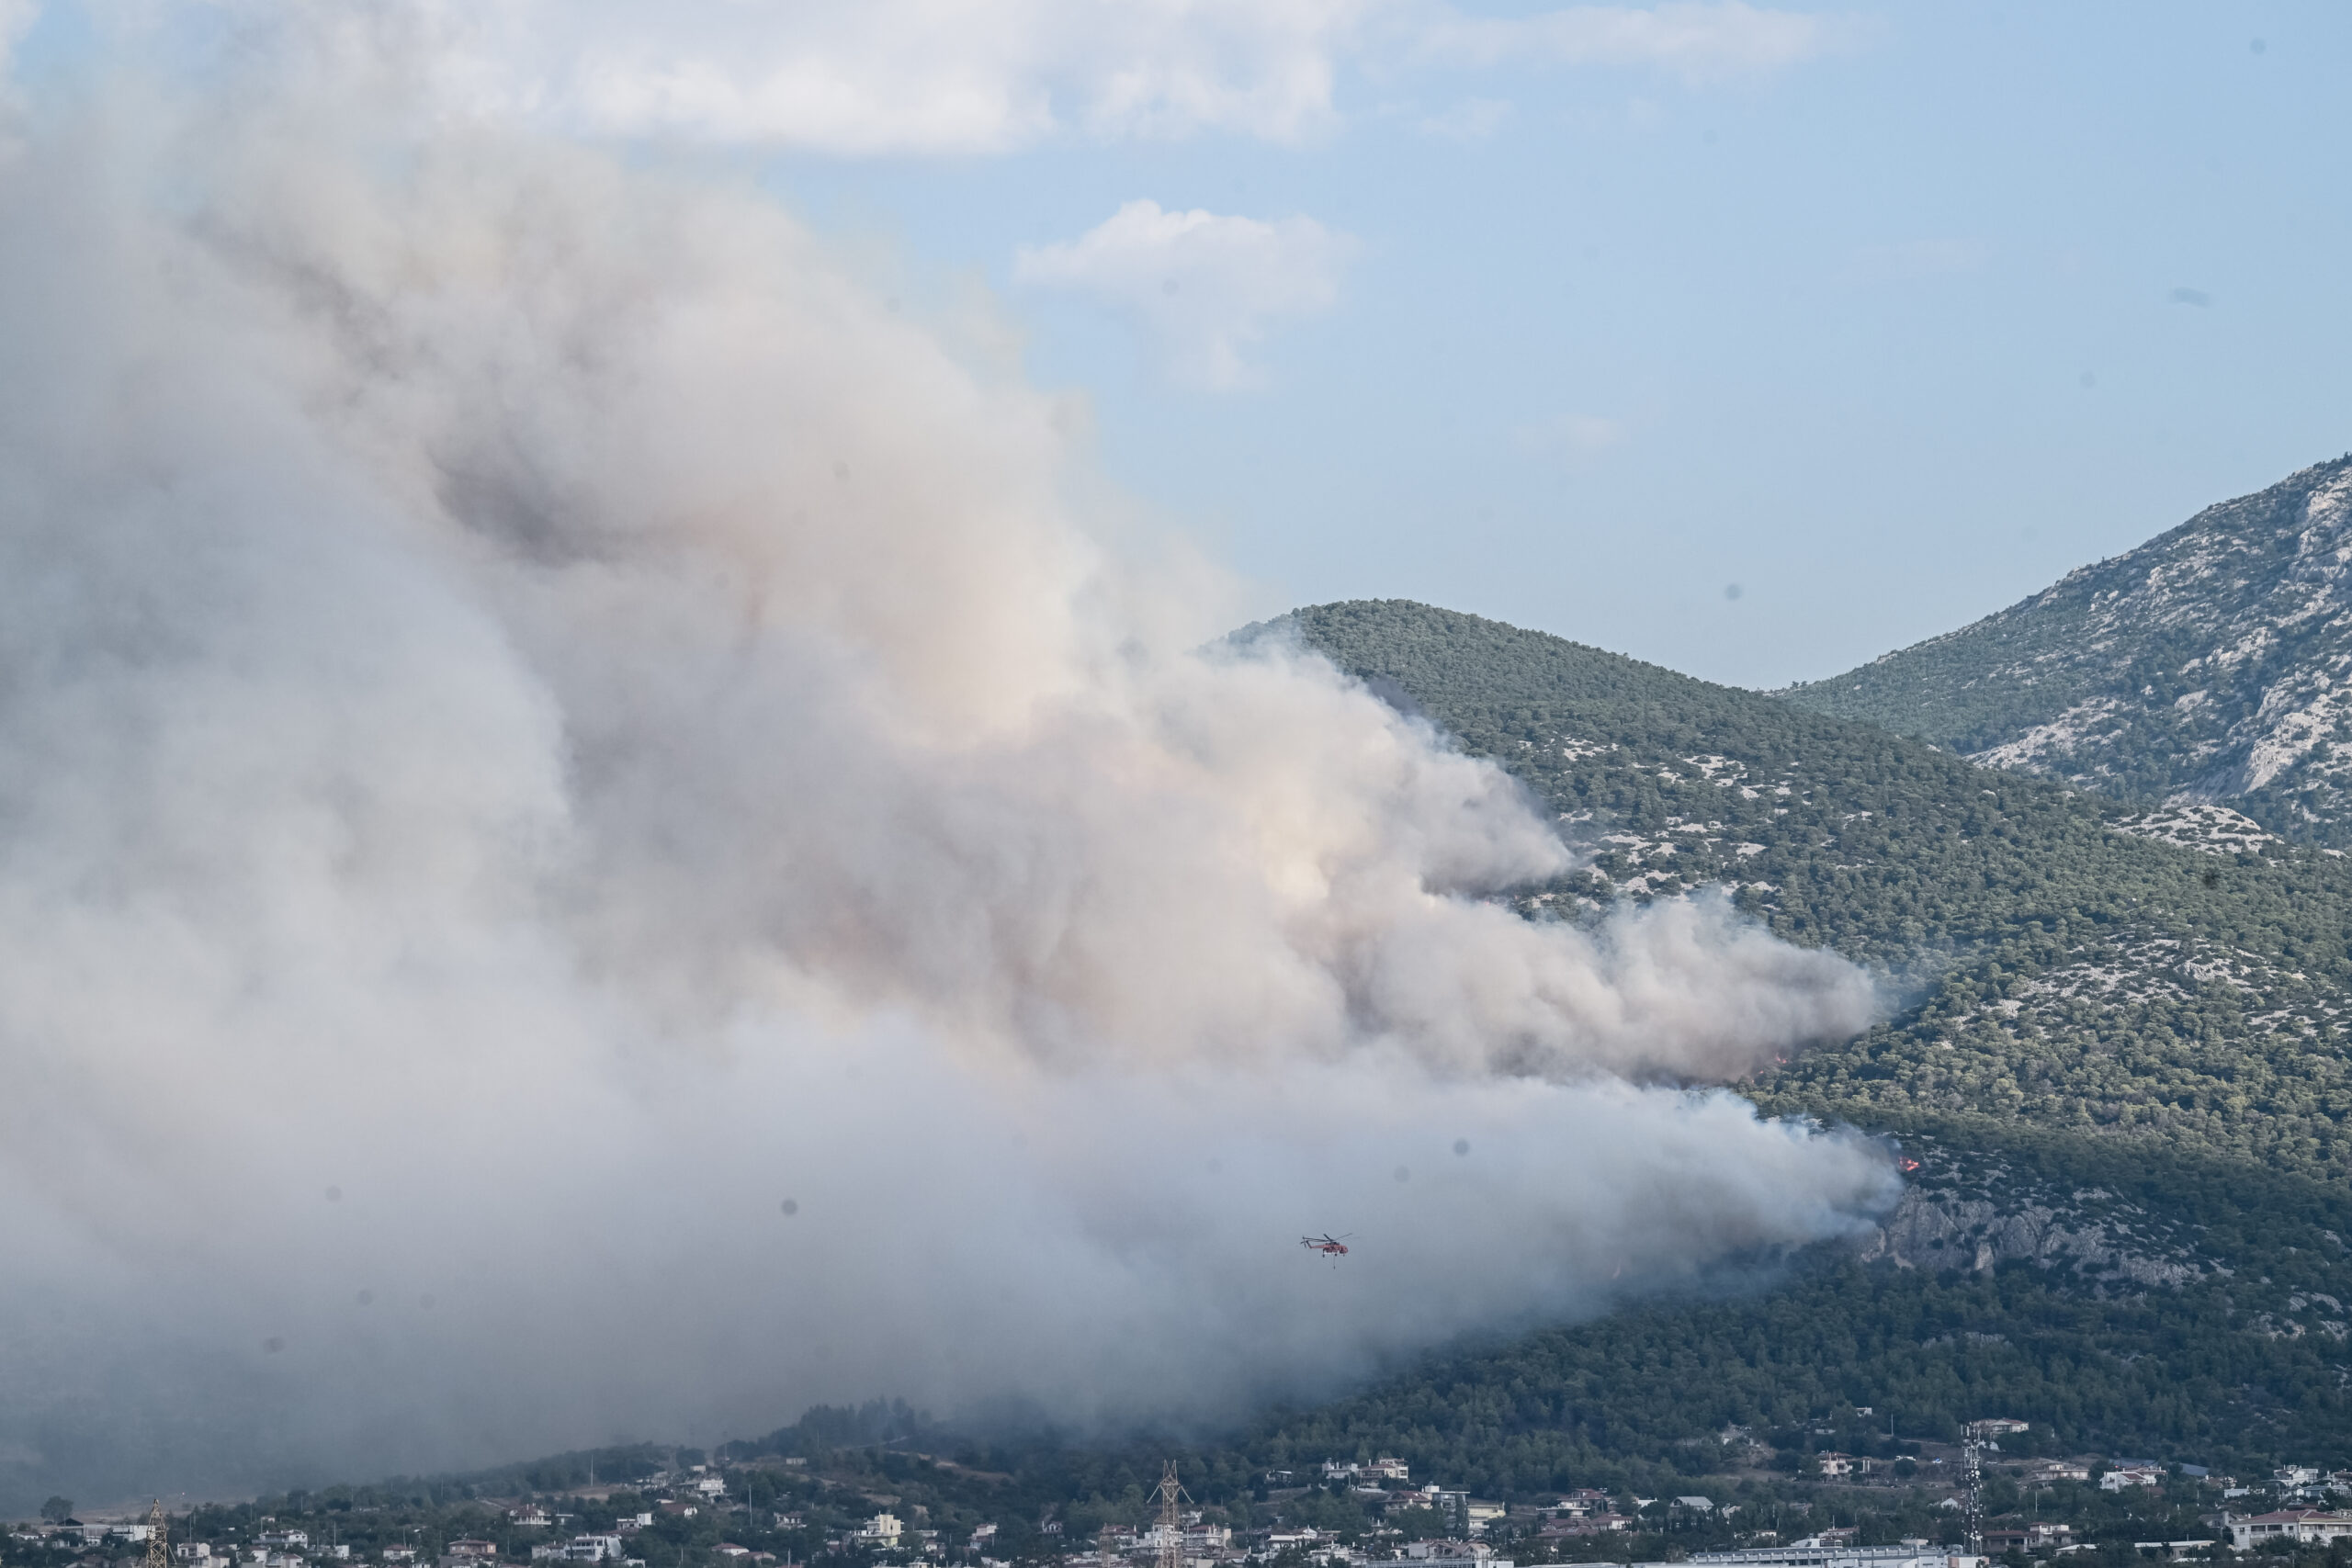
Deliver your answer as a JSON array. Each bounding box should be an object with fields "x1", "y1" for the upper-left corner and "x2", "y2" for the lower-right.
[{"x1": 0, "y1": 11, "x2": 1897, "y2": 1509}]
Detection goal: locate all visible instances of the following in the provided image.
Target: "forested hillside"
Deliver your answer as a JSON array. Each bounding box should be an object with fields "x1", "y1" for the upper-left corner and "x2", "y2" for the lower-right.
[
  {"x1": 1278, "y1": 597, "x2": 2352, "y2": 1177},
  {"x1": 913, "y1": 595, "x2": 2352, "y2": 1483},
  {"x1": 1780, "y1": 456, "x2": 2352, "y2": 844}
]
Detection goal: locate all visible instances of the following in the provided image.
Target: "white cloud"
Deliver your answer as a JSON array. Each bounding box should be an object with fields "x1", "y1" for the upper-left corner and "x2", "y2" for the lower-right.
[
  {"x1": 1418, "y1": 0, "x2": 1856, "y2": 82},
  {"x1": 410, "y1": 0, "x2": 1360, "y2": 154},
  {"x1": 1016, "y1": 199, "x2": 1358, "y2": 390},
  {"x1": 372, "y1": 0, "x2": 1852, "y2": 153}
]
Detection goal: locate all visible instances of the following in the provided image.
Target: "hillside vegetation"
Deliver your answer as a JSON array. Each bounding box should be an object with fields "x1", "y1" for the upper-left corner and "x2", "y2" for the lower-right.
[{"x1": 1280, "y1": 597, "x2": 2352, "y2": 1178}]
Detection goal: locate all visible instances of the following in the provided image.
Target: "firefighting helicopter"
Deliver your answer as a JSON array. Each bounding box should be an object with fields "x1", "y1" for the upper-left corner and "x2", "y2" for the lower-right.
[{"x1": 1300, "y1": 1233, "x2": 1354, "y2": 1257}]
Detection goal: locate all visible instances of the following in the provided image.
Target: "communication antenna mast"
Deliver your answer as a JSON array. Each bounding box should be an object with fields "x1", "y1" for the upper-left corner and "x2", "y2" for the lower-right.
[
  {"x1": 1149, "y1": 1462, "x2": 1191, "y2": 1568},
  {"x1": 143, "y1": 1502, "x2": 169, "y2": 1568},
  {"x1": 1962, "y1": 1422, "x2": 1984, "y2": 1558}
]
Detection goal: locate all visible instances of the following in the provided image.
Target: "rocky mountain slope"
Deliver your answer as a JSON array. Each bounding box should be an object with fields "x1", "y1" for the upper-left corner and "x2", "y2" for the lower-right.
[{"x1": 1781, "y1": 456, "x2": 2352, "y2": 844}]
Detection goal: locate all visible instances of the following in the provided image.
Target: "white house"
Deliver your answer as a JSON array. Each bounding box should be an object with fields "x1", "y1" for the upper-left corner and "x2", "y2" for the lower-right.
[
  {"x1": 2100, "y1": 1467, "x2": 2164, "y2": 1492},
  {"x1": 2227, "y1": 1512, "x2": 2352, "y2": 1551},
  {"x1": 2026, "y1": 1463, "x2": 2090, "y2": 1484}
]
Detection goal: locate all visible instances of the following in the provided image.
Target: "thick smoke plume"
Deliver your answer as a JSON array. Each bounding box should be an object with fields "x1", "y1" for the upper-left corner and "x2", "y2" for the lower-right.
[{"x1": 0, "y1": 10, "x2": 1896, "y2": 1509}]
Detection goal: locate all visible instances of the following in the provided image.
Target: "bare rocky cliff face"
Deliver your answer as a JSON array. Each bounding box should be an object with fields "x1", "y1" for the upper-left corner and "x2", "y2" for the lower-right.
[
  {"x1": 1784, "y1": 457, "x2": 2352, "y2": 844},
  {"x1": 1859, "y1": 1185, "x2": 2208, "y2": 1289},
  {"x1": 1853, "y1": 1144, "x2": 2217, "y2": 1291}
]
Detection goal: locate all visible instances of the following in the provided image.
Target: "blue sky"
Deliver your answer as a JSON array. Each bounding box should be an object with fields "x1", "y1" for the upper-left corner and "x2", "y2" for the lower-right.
[
  {"x1": 25, "y1": 0, "x2": 2347, "y2": 687},
  {"x1": 750, "y1": 1, "x2": 2352, "y2": 686}
]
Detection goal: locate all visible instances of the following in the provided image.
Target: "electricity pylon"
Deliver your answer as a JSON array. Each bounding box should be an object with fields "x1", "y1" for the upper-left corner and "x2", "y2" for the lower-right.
[
  {"x1": 1149, "y1": 1462, "x2": 1191, "y2": 1568},
  {"x1": 1962, "y1": 1423, "x2": 1984, "y2": 1557}
]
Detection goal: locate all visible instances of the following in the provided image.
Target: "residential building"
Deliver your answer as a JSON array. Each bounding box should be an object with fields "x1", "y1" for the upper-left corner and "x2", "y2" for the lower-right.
[
  {"x1": 1399, "y1": 1544, "x2": 1506, "y2": 1568},
  {"x1": 1688, "y1": 1548, "x2": 1951, "y2": 1568},
  {"x1": 1540, "y1": 1515, "x2": 1630, "y2": 1537},
  {"x1": 2100, "y1": 1468, "x2": 2164, "y2": 1492},
  {"x1": 1366, "y1": 1460, "x2": 1410, "y2": 1483},
  {"x1": 1983, "y1": 1525, "x2": 2072, "y2": 1551},
  {"x1": 857, "y1": 1516, "x2": 903, "y2": 1547},
  {"x1": 2025, "y1": 1464, "x2": 2090, "y2": 1484},
  {"x1": 2226, "y1": 1512, "x2": 2352, "y2": 1551}
]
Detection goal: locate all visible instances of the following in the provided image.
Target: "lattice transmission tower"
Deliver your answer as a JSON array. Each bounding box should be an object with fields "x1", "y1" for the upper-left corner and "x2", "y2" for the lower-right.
[
  {"x1": 1962, "y1": 1423, "x2": 1984, "y2": 1557},
  {"x1": 143, "y1": 1503, "x2": 169, "y2": 1568},
  {"x1": 1149, "y1": 1462, "x2": 1192, "y2": 1568}
]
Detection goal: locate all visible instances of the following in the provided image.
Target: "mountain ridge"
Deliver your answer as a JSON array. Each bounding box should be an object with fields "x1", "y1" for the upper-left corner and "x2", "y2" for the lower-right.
[{"x1": 1780, "y1": 455, "x2": 2352, "y2": 843}]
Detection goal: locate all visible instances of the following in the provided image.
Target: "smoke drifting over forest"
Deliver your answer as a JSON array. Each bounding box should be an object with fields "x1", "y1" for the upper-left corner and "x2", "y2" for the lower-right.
[{"x1": 0, "y1": 7, "x2": 1898, "y2": 1509}]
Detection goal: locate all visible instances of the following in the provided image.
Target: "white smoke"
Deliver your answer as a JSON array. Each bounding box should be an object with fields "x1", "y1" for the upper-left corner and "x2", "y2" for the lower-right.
[{"x1": 0, "y1": 10, "x2": 1896, "y2": 1507}]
